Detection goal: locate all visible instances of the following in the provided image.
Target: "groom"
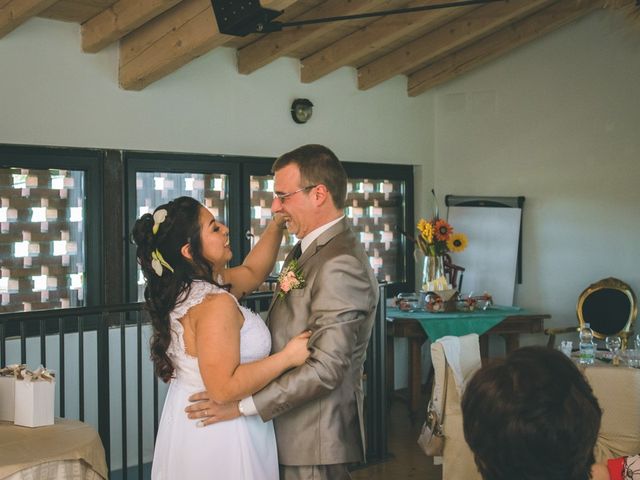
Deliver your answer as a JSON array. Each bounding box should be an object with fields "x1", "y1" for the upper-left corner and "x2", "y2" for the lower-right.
[{"x1": 187, "y1": 144, "x2": 379, "y2": 479}]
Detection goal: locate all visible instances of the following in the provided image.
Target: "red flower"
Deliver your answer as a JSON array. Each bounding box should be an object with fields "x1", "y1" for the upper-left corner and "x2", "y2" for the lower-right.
[{"x1": 434, "y1": 219, "x2": 453, "y2": 241}]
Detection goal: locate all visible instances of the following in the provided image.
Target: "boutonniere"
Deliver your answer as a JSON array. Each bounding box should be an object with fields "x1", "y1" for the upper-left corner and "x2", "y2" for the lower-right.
[{"x1": 277, "y1": 259, "x2": 305, "y2": 299}]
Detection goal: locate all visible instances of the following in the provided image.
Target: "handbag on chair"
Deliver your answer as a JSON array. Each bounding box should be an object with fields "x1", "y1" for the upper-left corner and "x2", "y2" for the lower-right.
[{"x1": 417, "y1": 360, "x2": 448, "y2": 456}]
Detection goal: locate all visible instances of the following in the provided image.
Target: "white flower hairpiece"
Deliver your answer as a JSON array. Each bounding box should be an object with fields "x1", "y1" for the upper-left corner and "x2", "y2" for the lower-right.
[
  {"x1": 151, "y1": 249, "x2": 174, "y2": 276},
  {"x1": 152, "y1": 209, "x2": 168, "y2": 235}
]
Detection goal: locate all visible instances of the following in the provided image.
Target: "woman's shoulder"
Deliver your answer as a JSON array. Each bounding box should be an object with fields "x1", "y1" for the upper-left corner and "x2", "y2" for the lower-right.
[
  {"x1": 194, "y1": 289, "x2": 236, "y2": 310},
  {"x1": 171, "y1": 280, "x2": 233, "y2": 320},
  {"x1": 188, "y1": 287, "x2": 242, "y2": 325}
]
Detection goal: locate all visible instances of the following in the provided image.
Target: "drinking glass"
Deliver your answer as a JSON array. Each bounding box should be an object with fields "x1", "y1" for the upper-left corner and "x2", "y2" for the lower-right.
[
  {"x1": 559, "y1": 340, "x2": 573, "y2": 358},
  {"x1": 396, "y1": 292, "x2": 420, "y2": 311},
  {"x1": 634, "y1": 333, "x2": 640, "y2": 350},
  {"x1": 605, "y1": 336, "x2": 622, "y2": 363}
]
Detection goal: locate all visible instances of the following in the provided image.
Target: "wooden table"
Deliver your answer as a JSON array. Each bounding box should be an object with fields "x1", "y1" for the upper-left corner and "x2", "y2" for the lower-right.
[
  {"x1": 0, "y1": 418, "x2": 108, "y2": 479},
  {"x1": 386, "y1": 312, "x2": 550, "y2": 418}
]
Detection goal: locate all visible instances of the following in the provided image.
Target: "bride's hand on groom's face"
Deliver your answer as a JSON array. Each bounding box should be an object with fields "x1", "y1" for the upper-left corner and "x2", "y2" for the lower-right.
[{"x1": 185, "y1": 391, "x2": 240, "y2": 427}]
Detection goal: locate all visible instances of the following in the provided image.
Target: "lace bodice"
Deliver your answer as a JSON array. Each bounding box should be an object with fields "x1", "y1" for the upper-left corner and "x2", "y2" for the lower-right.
[{"x1": 167, "y1": 280, "x2": 271, "y2": 388}]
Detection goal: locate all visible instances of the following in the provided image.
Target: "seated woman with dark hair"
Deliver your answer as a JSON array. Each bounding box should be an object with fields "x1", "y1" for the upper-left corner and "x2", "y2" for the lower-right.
[{"x1": 461, "y1": 346, "x2": 602, "y2": 480}]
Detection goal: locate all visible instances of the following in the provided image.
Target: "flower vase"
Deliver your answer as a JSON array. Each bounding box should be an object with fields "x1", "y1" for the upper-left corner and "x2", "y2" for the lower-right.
[{"x1": 421, "y1": 254, "x2": 445, "y2": 291}]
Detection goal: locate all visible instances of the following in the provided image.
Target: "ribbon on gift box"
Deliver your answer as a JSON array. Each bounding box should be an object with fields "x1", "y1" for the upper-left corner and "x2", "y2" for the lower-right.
[
  {"x1": 0, "y1": 364, "x2": 26, "y2": 377},
  {"x1": 15, "y1": 365, "x2": 56, "y2": 382}
]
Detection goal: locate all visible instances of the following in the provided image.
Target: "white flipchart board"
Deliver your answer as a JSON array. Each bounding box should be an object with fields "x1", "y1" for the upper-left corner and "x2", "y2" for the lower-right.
[{"x1": 447, "y1": 203, "x2": 522, "y2": 306}]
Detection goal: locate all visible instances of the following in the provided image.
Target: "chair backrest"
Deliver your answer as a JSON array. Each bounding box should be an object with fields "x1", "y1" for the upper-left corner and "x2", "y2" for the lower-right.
[
  {"x1": 431, "y1": 334, "x2": 482, "y2": 480},
  {"x1": 443, "y1": 253, "x2": 465, "y2": 290},
  {"x1": 583, "y1": 365, "x2": 640, "y2": 462},
  {"x1": 577, "y1": 277, "x2": 637, "y2": 340}
]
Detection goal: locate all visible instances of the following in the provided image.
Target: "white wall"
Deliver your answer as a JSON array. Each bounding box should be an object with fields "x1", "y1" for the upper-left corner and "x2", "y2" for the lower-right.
[
  {"x1": 0, "y1": 17, "x2": 433, "y2": 168},
  {"x1": 432, "y1": 9, "x2": 640, "y2": 347}
]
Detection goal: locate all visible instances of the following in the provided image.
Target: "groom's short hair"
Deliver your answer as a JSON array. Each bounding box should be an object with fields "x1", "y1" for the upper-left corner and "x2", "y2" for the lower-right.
[
  {"x1": 272, "y1": 144, "x2": 347, "y2": 209},
  {"x1": 461, "y1": 346, "x2": 602, "y2": 480}
]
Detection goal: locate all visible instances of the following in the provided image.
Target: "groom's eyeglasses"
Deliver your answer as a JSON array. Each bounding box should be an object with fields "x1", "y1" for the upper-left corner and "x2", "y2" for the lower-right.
[{"x1": 273, "y1": 185, "x2": 317, "y2": 202}]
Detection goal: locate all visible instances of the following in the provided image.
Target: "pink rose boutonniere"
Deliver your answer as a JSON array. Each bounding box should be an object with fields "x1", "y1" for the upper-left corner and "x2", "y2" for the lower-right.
[{"x1": 277, "y1": 259, "x2": 305, "y2": 299}]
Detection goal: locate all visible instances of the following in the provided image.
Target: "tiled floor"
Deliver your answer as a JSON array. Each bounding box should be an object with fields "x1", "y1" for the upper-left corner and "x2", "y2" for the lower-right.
[{"x1": 352, "y1": 396, "x2": 442, "y2": 480}]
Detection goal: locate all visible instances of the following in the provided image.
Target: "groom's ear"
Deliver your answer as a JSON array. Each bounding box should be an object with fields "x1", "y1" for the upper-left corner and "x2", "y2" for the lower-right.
[
  {"x1": 180, "y1": 243, "x2": 192, "y2": 260},
  {"x1": 312, "y1": 184, "x2": 329, "y2": 205}
]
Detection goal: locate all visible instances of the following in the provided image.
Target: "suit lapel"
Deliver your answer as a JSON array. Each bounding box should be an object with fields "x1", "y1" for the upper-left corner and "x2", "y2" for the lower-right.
[
  {"x1": 266, "y1": 218, "x2": 350, "y2": 321},
  {"x1": 296, "y1": 217, "x2": 348, "y2": 267}
]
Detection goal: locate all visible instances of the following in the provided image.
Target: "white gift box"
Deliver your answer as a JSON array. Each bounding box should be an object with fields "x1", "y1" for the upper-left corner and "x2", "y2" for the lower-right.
[
  {"x1": 0, "y1": 376, "x2": 16, "y2": 421},
  {"x1": 14, "y1": 379, "x2": 55, "y2": 427}
]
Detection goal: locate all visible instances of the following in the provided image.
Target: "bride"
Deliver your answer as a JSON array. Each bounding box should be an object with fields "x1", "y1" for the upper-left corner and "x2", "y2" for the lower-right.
[{"x1": 132, "y1": 196, "x2": 310, "y2": 480}]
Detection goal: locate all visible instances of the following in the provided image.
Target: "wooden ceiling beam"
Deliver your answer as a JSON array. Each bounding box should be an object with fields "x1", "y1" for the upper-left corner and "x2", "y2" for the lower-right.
[
  {"x1": 81, "y1": 0, "x2": 182, "y2": 53},
  {"x1": 0, "y1": 0, "x2": 58, "y2": 38},
  {"x1": 119, "y1": 0, "x2": 219, "y2": 91},
  {"x1": 119, "y1": 0, "x2": 299, "y2": 90},
  {"x1": 237, "y1": 0, "x2": 397, "y2": 75},
  {"x1": 407, "y1": 0, "x2": 602, "y2": 96},
  {"x1": 357, "y1": 0, "x2": 557, "y2": 91},
  {"x1": 300, "y1": 0, "x2": 478, "y2": 84}
]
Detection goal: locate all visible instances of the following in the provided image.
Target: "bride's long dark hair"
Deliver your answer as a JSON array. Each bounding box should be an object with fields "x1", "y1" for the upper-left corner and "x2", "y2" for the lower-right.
[{"x1": 131, "y1": 196, "x2": 221, "y2": 382}]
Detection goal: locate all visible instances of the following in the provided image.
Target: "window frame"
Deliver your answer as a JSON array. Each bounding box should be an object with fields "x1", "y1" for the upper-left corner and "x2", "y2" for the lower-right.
[
  {"x1": 342, "y1": 162, "x2": 415, "y2": 296},
  {"x1": 0, "y1": 143, "x2": 104, "y2": 311},
  {"x1": 242, "y1": 158, "x2": 415, "y2": 297},
  {"x1": 1, "y1": 144, "x2": 415, "y2": 315},
  {"x1": 124, "y1": 150, "x2": 245, "y2": 302}
]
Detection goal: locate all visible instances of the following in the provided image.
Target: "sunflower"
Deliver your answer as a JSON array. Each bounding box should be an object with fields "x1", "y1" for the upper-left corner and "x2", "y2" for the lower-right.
[
  {"x1": 447, "y1": 232, "x2": 468, "y2": 252},
  {"x1": 434, "y1": 219, "x2": 453, "y2": 241}
]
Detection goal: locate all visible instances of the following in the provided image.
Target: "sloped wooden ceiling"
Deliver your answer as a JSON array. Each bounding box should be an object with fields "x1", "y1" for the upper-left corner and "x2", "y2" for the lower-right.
[{"x1": 0, "y1": 0, "x2": 637, "y2": 95}]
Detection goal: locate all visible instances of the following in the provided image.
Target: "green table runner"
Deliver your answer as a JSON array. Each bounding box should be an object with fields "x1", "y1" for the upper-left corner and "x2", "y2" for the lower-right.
[{"x1": 387, "y1": 305, "x2": 524, "y2": 341}]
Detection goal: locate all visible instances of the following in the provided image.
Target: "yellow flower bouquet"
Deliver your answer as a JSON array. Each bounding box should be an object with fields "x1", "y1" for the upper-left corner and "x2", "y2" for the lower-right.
[
  {"x1": 415, "y1": 218, "x2": 468, "y2": 257},
  {"x1": 414, "y1": 190, "x2": 469, "y2": 294}
]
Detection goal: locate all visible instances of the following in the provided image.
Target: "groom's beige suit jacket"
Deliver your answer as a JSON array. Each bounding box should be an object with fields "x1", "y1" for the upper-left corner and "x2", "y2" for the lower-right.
[{"x1": 253, "y1": 218, "x2": 379, "y2": 466}]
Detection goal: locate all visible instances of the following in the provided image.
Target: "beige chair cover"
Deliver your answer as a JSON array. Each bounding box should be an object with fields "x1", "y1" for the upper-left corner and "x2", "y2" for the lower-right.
[
  {"x1": 431, "y1": 334, "x2": 483, "y2": 480},
  {"x1": 583, "y1": 365, "x2": 640, "y2": 462}
]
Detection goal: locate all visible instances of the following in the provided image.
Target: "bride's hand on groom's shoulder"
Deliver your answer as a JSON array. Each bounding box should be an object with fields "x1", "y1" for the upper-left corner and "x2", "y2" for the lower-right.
[{"x1": 185, "y1": 392, "x2": 240, "y2": 427}]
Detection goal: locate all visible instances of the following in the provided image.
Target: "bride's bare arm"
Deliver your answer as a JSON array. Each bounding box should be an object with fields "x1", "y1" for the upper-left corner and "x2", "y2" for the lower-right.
[
  {"x1": 222, "y1": 216, "x2": 286, "y2": 299},
  {"x1": 192, "y1": 294, "x2": 310, "y2": 404}
]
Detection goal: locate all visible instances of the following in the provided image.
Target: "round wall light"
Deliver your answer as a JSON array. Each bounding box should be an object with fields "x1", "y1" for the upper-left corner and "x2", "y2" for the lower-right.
[{"x1": 291, "y1": 98, "x2": 314, "y2": 124}]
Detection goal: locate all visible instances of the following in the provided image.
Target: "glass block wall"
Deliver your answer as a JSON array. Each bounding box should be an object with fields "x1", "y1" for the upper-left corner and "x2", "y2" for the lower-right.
[
  {"x1": 0, "y1": 168, "x2": 86, "y2": 313},
  {"x1": 248, "y1": 175, "x2": 406, "y2": 284},
  {"x1": 346, "y1": 178, "x2": 405, "y2": 283},
  {"x1": 134, "y1": 172, "x2": 229, "y2": 300},
  {"x1": 249, "y1": 174, "x2": 296, "y2": 287}
]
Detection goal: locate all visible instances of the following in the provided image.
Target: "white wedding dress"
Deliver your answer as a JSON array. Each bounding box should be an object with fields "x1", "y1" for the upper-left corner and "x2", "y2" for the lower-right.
[{"x1": 151, "y1": 280, "x2": 279, "y2": 480}]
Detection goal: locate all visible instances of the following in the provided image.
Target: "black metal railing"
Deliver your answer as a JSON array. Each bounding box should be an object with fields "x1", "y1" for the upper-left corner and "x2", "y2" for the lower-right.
[{"x1": 0, "y1": 287, "x2": 387, "y2": 478}]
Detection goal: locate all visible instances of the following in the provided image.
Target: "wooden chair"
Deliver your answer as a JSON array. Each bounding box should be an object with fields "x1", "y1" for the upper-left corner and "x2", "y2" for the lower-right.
[
  {"x1": 583, "y1": 365, "x2": 640, "y2": 462},
  {"x1": 443, "y1": 253, "x2": 465, "y2": 290},
  {"x1": 430, "y1": 335, "x2": 482, "y2": 480},
  {"x1": 545, "y1": 277, "x2": 637, "y2": 348}
]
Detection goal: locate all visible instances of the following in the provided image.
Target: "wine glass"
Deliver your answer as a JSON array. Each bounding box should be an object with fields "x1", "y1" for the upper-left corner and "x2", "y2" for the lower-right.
[{"x1": 605, "y1": 336, "x2": 622, "y2": 364}]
